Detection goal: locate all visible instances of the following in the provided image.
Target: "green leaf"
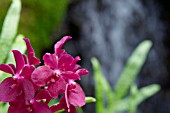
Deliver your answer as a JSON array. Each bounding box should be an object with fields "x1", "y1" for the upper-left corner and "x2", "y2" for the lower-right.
[
  {"x1": 128, "y1": 84, "x2": 160, "y2": 113},
  {"x1": 77, "y1": 107, "x2": 84, "y2": 113},
  {"x1": 0, "y1": 0, "x2": 21, "y2": 63},
  {"x1": 114, "y1": 40, "x2": 152, "y2": 99},
  {"x1": 110, "y1": 98, "x2": 129, "y2": 112},
  {"x1": 48, "y1": 98, "x2": 59, "y2": 106},
  {"x1": 55, "y1": 109, "x2": 64, "y2": 113},
  {"x1": 91, "y1": 57, "x2": 105, "y2": 113},
  {"x1": 0, "y1": 103, "x2": 9, "y2": 113},
  {"x1": 135, "y1": 84, "x2": 160, "y2": 104},
  {"x1": 110, "y1": 84, "x2": 160, "y2": 113},
  {"x1": 91, "y1": 57, "x2": 113, "y2": 113},
  {"x1": 85, "y1": 97, "x2": 96, "y2": 103},
  {"x1": 6, "y1": 34, "x2": 26, "y2": 64}
]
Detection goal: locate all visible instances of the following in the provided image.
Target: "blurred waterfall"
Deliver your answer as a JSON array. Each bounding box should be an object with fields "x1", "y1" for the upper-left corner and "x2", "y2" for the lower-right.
[{"x1": 59, "y1": 0, "x2": 170, "y2": 113}]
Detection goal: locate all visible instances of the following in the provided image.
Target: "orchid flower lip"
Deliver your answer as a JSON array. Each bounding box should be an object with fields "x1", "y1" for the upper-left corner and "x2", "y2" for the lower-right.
[
  {"x1": 30, "y1": 99, "x2": 35, "y2": 104},
  {"x1": 44, "y1": 86, "x2": 48, "y2": 89},
  {"x1": 54, "y1": 69, "x2": 61, "y2": 76},
  {"x1": 13, "y1": 74, "x2": 24, "y2": 80},
  {"x1": 68, "y1": 80, "x2": 76, "y2": 85}
]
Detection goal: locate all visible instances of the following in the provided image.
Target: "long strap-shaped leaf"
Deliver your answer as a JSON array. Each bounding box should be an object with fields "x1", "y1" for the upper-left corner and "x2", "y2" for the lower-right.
[
  {"x1": 114, "y1": 40, "x2": 152, "y2": 99},
  {"x1": 110, "y1": 84, "x2": 160, "y2": 113},
  {"x1": 0, "y1": 0, "x2": 21, "y2": 63},
  {"x1": 128, "y1": 84, "x2": 160, "y2": 113},
  {"x1": 6, "y1": 34, "x2": 26, "y2": 64},
  {"x1": 92, "y1": 58, "x2": 114, "y2": 113}
]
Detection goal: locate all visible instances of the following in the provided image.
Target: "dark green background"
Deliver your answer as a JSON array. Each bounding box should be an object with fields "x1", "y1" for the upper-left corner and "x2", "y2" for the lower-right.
[{"x1": 0, "y1": 0, "x2": 68, "y2": 57}]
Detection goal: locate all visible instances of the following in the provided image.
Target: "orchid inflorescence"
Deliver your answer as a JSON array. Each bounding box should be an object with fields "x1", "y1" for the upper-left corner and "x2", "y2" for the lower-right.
[{"x1": 0, "y1": 36, "x2": 89, "y2": 113}]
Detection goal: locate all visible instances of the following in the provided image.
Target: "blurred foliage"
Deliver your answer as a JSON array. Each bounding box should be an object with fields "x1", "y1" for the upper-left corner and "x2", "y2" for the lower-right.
[
  {"x1": 0, "y1": 0, "x2": 21, "y2": 64},
  {"x1": 92, "y1": 40, "x2": 160, "y2": 113},
  {"x1": 0, "y1": 103, "x2": 9, "y2": 113},
  {"x1": 0, "y1": 0, "x2": 26, "y2": 83},
  {"x1": 0, "y1": 0, "x2": 26, "y2": 112},
  {"x1": 0, "y1": 0, "x2": 69, "y2": 57}
]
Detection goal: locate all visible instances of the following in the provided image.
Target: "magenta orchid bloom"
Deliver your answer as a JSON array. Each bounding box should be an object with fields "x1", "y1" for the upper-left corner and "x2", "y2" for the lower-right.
[
  {"x1": 65, "y1": 81, "x2": 86, "y2": 109},
  {"x1": 0, "y1": 36, "x2": 89, "y2": 113},
  {"x1": 8, "y1": 89, "x2": 52, "y2": 113},
  {"x1": 0, "y1": 38, "x2": 40, "y2": 103},
  {"x1": 31, "y1": 36, "x2": 88, "y2": 98},
  {"x1": 50, "y1": 81, "x2": 86, "y2": 113}
]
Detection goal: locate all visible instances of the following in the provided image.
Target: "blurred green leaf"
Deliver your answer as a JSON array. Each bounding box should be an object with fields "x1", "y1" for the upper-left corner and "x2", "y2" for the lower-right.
[
  {"x1": 6, "y1": 34, "x2": 26, "y2": 64},
  {"x1": 133, "y1": 84, "x2": 160, "y2": 104},
  {"x1": 55, "y1": 109, "x2": 64, "y2": 113},
  {"x1": 110, "y1": 98, "x2": 129, "y2": 112},
  {"x1": 92, "y1": 40, "x2": 160, "y2": 113},
  {"x1": 128, "y1": 84, "x2": 160, "y2": 113},
  {"x1": 85, "y1": 97, "x2": 96, "y2": 103},
  {"x1": 0, "y1": 0, "x2": 21, "y2": 63},
  {"x1": 111, "y1": 84, "x2": 160, "y2": 113},
  {"x1": 48, "y1": 98, "x2": 59, "y2": 107},
  {"x1": 109, "y1": 84, "x2": 160, "y2": 113},
  {"x1": 92, "y1": 57, "x2": 106, "y2": 113},
  {"x1": 77, "y1": 107, "x2": 84, "y2": 113},
  {"x1": 0, "y1": 103, "x2": 9, "y2": 113},
  {"x1": 114, "y1": 40, "x2": 152, "y2": 99},
  {"x1": 92, "y1": 57, "x2": 113, "y2": 113}
]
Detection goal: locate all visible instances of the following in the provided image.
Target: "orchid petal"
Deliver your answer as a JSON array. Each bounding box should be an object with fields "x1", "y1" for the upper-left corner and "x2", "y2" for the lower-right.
[
  {"x1": 20, "y1": 65, "x2": 35, "y2": 79},
  {"x1": 65, "y1": 84, "x2": 70, "y2": 111},
  {"x1": 55, "y1": 36, "x2": 72, "y2": 56},
  {"x1": 61, "y1": 71, "x2": 80, "y2": 80},
  {"x1": 31, "y1": 66, "x2": 53, "y2": 86},
  {"x1": 65, "y1": 56, "x2": 81, "y2": 71},
  {"x1": 29, "y1": 52, "x2": 41, "y2": 65},
  {"x1": 76, "y1": 69, "x2": 89, "y2": 76},
  {"x1": 73, "y1": 65, "x2": 81, "y2": 71},
  {"x1": 68, "y1": 105, "x2": 77, "y2": 113},
  {"x1": 9, "y1": 94, "x2": 26, "y2": 107},
  {"x1": 50, "y1": 104, "x2": 64, "y2": 113},
  {"x1": 0, "y1": 77, "x2": 22, "y2": 102},
  {"x1": 48, "y1": 77, "x2": 66, "y2": 98},
  {"x1": 68, "y1": 83, "x2": 85, "y2": 107},
  {"x1": 12, "y1": 50, "x2": 25, "y2": 74},
  {"x1": 8, "y1": 64, "x2": 16, "y2": 73},
  {"x1": 35, "y1": 89, "x2": 52, "y2": 103},
  {"x1": 22, "y1": 79, "x2": 35, "y2": 104},
  {"x1": 32, "y1": 102, "x2": 52, "y2": 113},
  {"x1": 58, "y1": 54, "x2": 74, "y2": 70},
  {"x1": 23, "y1": 38, "x2": 40, "y2": 65},
  {"x1": 0, "y1": 64, "x2": 15, "y2": 75},
  {"x1": 72, "y1": 56, "x2": 81, "y2": 64},
  {"x1": 43, "y1": 53, "x2": 58, "y2": 69},
  {"x1": 8, "y1": 105, "x2": 30, "y2": 113}
]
